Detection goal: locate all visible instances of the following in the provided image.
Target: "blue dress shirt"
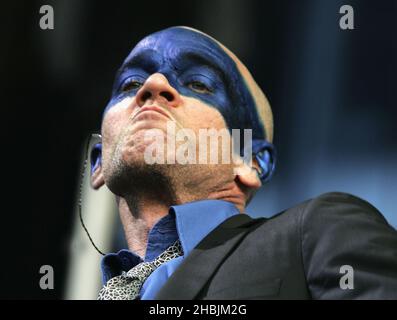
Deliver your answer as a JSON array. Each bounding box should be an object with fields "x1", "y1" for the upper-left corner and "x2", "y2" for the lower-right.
[{"x1": 100, "y1": 199, "x2": 240, "y2": 299}]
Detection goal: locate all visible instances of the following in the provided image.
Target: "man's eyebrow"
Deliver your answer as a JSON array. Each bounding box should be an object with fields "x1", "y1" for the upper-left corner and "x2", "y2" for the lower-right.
[
  {"x1": 175, "y1": 49, "x2": 228, "y2": 81},
  {"x1": 117, "y1": 51, "x2": 160, "y2": 76}
]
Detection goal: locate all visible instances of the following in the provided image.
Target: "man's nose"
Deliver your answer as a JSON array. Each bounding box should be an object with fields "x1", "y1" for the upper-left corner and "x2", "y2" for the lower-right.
[{"x1": 135, "y1": 73, "x2": 181, "y2": 108}]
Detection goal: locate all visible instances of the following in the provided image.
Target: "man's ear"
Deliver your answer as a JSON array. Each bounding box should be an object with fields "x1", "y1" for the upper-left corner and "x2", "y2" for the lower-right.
[
  {"x1": 90, "y1": 143, "x2": 105, "y2": 189},
  {"x1": 252, "y1": 141, "x2": 276, "y2": 183},
  {"x1": 237, "y1": 140, "x2": 276, "y2": 188}
]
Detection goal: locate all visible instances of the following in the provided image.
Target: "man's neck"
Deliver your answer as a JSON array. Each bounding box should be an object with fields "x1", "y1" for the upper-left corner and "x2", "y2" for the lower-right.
[
  {"x1": 117, "y1": 179, "x2": 247, "y2": 258},
  {"x1": 118, "y1": 197, "x2": 171, "y2": 258}
]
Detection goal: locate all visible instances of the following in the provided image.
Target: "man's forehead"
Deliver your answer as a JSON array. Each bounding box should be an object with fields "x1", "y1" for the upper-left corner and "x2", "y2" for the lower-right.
[{"x1": 121, "y1": 27, "x2": 233, "y2": 73}]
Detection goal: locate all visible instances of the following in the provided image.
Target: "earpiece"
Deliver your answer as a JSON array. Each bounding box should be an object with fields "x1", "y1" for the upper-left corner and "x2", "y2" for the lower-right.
[
  {"x1": 89, "y1": 134, "x2": 102, "y2": 174},
  {"x1": 252, "y1": 140, "x2": 276, "y2": 183},
  {"x1": 79, "y1": 133, "x2": 105, "y2": 256},
  {"x1": 90, "y1": 143, "x2": 102, "y2": 174}
]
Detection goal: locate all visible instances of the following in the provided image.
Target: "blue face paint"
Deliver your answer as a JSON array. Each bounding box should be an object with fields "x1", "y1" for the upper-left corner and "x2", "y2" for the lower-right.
[
  {"x1": 104, "y1": 27, "x2": 267, "y2": 142},
  {"x1": 101, "y1": 27, "x2": 276, "y2": 182}
]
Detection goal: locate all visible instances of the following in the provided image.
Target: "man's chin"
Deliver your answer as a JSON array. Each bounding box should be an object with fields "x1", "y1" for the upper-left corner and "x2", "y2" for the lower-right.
[{"x1": 104, "y1": 156, "x2": 177, "y2": 201}]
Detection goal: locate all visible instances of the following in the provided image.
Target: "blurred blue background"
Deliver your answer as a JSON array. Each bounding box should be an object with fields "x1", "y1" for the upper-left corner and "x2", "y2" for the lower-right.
[
  {"x1": 1, "y1": 0, "x2": 395, "y2": 299},
  {"x1": 247, "y1": 1, "x2": 397, "y2": 228}
]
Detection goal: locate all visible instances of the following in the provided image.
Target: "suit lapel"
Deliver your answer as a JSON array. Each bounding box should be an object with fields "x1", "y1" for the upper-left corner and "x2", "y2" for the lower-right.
[{"x1": 155, "y1": 214, "x2": 264, "y2": 300}]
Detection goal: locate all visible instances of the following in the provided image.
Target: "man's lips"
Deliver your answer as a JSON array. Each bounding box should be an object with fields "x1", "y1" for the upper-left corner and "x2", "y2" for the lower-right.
[{"x1": 132, "y1": 105, "x2": 172, "y2": 121}]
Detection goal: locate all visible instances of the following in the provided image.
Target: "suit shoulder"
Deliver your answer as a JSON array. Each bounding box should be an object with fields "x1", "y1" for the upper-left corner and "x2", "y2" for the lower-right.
[
  {"x1": 254, "y1": 191, "x2": 391, "y2": 234},
  {"x1": 311, "y1": 191, "x2": 378, "y2": 209},
  {"x1": 302, "y1": 191, "x2": 388, "y2": 225}
]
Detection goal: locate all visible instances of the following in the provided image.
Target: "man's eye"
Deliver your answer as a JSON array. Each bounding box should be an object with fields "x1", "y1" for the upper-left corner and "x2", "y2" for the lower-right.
[
  {"x1": 188, "y1": 81, "x2": 212, "y2": 94},
  {"x1": 121, "y1": 80, "x2": 143, "y2": 93}
]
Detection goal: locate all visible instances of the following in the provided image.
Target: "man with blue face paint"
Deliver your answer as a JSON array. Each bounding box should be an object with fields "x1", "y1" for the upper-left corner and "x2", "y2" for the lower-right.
[{"x1": 91, "y1": 27, "x2": 397, "y2": 300}]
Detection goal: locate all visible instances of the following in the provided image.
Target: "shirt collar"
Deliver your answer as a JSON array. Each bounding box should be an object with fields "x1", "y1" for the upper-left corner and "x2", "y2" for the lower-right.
[
  {"x1": 170, "y1": 199, "x2": 240, "y2": 255},
  {"x1": 100, "y1": 199, "x2": 240, "y2": 283}
]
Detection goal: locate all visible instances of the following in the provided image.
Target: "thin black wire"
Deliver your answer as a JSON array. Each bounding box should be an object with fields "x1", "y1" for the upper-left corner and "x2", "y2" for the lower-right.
[{"x1": 78, "y1": 134, "x2": 106, "y2": 256}]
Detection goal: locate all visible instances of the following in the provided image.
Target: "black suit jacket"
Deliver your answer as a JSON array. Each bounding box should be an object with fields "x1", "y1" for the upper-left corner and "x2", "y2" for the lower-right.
[{"x1": 155, "y1": 192, "x2": 397, "y2": 299}]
